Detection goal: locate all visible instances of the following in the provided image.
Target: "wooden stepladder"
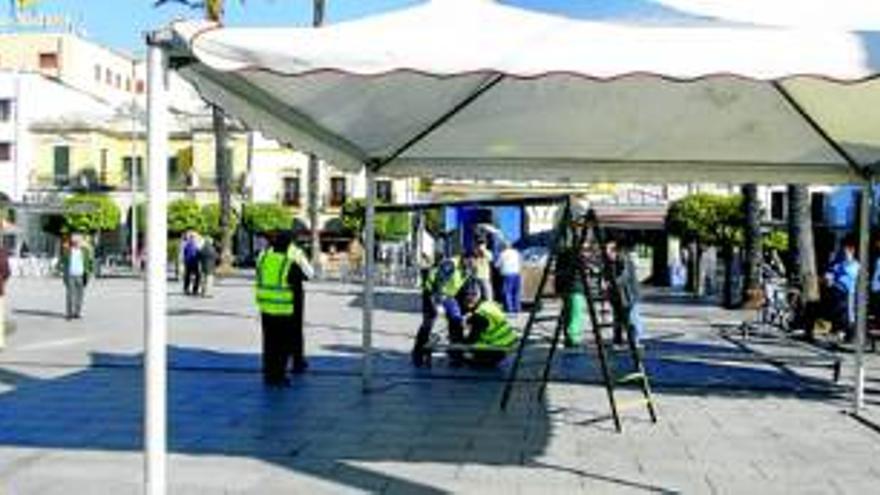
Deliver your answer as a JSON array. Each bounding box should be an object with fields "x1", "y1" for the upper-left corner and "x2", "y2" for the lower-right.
[{"x1": 499, "y1": 199, "x2": 657, "y2": 432}]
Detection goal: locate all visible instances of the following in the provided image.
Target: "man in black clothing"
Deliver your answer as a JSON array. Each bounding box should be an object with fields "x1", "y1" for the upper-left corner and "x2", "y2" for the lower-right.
[{"x1": 286, "y1": 240, "x2": 314, "y2": 375}]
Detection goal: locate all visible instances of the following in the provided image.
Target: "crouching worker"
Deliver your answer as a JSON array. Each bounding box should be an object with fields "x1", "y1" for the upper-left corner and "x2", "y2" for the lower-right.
[
  {"x1": 412, "y1": 256, "x2": 468, "y2": 367},
  {"x1": 461, "y1": 280, "x2": 518, "y2": 367},
  {"x1": 255, "y1": 231, "x2": 297, "y2": 387}
]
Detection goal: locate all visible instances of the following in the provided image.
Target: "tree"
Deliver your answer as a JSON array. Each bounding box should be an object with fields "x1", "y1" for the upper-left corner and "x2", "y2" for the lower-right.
[
  {"x1": 243, "y1": 203, "x2": 294, "y2": 235},
  {"x1": 340, "y1": 198, "x2": 410, "y2": 241},
  {"x1": 63, "y1": 194, "x2": 122, "y2": 234},
  {"x1": 168, "y1": 198, "x2": 204, "y2": 237},
  {"x1": 741, "y1": 184, "x2": 763, "y2": 308},
  {"x1": 155, "y1": 0, "x2": 237, "y2": 272},
  {"x1": 340, "y1": 198, "x2": 365, "y2": 234},
  {"x1": 307, "y1": 0, "x2": 326, "y2": 267},
  {"x1": 787, "y1": 184, "x2": 819, "y2": 322},
  {"x1": 202, "y1": 202, "x2": 239, "y2": 239},
  {"x1": 666, "y1": 192, "x2": 744, "y2": 305}
]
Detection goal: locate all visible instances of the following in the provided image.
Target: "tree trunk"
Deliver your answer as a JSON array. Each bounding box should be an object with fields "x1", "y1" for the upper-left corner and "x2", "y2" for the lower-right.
[
  {"x1": 788, "y1": 185, "x2": 819, "y2": 314},
  {"x1": 213, "y1": 105, "x2": 234, "y2": 272},
  {"x1": 686, "y1": 241, "x2": 701, "y2": 295},
  {"x1": 307, "y1": 0, "x2": 326, "y2": 269},
  {"x1": 722, "y1": 243, "x2": 735, "y2": 308},
  {"x1": 651, "y1": 231, "x2": 670, "y2": 287},
  {"x1": 741, "y1": 183, "x2": 763, "y2": 308}
]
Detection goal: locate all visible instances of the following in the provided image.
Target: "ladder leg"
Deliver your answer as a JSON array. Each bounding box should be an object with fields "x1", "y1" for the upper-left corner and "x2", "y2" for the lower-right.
[
  {"x1": 500, "y1": 198, "x2": 573, "y2": 412},
  {"x1": 591, "y1": 317, "x2": 622, "y2": 432},
  {"x1": 500, "y1": 317, "x2": 533, "y2": 411},
  {"x1": 625, "y1": 321, "x2": 658, "y2": 423},
  {"x1": 537, "y1": 310, "x2": 567, "y2": 402}
]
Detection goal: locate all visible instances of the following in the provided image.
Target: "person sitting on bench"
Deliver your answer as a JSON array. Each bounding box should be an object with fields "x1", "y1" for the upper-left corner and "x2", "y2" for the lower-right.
[
  {"x1": 461, "y1": 280, "x2": 518, "y2": 367},
  {"x1": 412, "y1": 255, "x2": 469, "y2": 367}
]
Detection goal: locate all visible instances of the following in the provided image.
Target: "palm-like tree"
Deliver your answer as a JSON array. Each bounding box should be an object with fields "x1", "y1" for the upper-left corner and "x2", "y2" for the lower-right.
[
  {"x1": 787, "y1": 185, "x2": 819, "y2": 321},
  {"x1": 308, "y1": 0, "x2": 325, "y2": 267},
  {"x1": 158, "y1": 0, "x2": 327, "y2": 270},
  {"x1": 741, "y1": 183, "x2": 762, "y2": 308},
  {"x1": 155, "y1": 0, "x2": 234, "y2": 271}
]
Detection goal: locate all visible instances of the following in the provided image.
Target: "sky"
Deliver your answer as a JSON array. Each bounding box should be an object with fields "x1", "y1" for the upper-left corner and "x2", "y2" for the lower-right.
[{"x1": 0, "y1": 0, "x2": 704, "y2": 56}]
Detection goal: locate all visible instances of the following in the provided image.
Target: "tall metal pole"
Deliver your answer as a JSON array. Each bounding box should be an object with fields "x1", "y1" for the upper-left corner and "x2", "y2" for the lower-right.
[
  {"x1": 145, "y1": 39, "x2": 169, "y2": 495},
  {"x1": 130, "y1": 59, "x2": 139, "y2": 270},
  {"x1": 362, "y1": 167, "x2": 376, "y2": 392},
  {"x1": 853, "y1": 179, "x2": 873, "y2": 412}
]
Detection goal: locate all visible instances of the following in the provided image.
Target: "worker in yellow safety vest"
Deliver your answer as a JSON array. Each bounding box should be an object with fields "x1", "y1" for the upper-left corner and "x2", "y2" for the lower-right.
[
  {"x1": 461, "y1": 279, "x2": 518, "y2": 367},
  {"x1": 255, "y1": 231, "x2": 297, "y2": 387},
  {"x1": 412, "y1": 255, "x2": 470, "y2": 367}
]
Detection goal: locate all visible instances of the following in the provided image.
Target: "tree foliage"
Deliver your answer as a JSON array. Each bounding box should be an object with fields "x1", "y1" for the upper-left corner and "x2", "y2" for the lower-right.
[
  {"x1": 201, "y1": 202, "x2": 239, "y2": 239},
  {"x1": 243, "y1": 202, "x2": 294, "y2": 234},
  {"x1": 340, "y1": 198, "x2": 411, "y2": 241},
  {"x1": 168, "y1": 198, "x2": 204, "y2": 236},
  {"x1": 63, "y1": 194, "x2": 121, "y2": 234},
  {"x1": 666, "y1": 193, "x2": 744, "y2": 247},
  {"x1": 763, "y1": 229, "x2": 789, "y2": 253}
]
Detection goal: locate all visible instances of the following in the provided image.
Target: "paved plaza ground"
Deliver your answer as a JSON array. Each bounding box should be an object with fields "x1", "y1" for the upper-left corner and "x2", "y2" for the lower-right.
[{"x1": 1, "y1": 275, "x2": 879, "y2": 493}]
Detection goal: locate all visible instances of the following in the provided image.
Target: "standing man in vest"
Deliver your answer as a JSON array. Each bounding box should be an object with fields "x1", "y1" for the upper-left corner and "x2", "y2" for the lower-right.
[
  {"x1": 255, "y1": 231, "x2": 297, "y2": 387},
  {"x1": 287, "y1": 239, "x2": 314, "y2": 374},
  {"x1": 461, "y1": 280, "x2": 517, "y2": 367},
  {"x1": 412, "y1": 255, "x2": 469, "y2": 367}
]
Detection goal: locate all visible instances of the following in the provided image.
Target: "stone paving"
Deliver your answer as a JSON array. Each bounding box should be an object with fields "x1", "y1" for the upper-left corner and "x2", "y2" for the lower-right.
[{"x1": 0, "y1": 276, "x2": 879, "y2": 493}]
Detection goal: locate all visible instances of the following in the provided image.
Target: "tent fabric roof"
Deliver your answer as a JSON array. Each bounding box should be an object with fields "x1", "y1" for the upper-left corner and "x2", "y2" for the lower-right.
[{"x1": 169, "y1": 0, "x2": 880, "y2": 184}]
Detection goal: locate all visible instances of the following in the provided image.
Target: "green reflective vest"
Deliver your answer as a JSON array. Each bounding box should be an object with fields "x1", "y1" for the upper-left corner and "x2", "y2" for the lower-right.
[
  {"x1": 255, "y1": 250, "x2": 295, "y2": 316},
  {"x1": 424, "y1": 257, "x2": 467, "y2": 297},
  {"x1": 473, "y1": 301, "x2": 517, "y2": 350}
]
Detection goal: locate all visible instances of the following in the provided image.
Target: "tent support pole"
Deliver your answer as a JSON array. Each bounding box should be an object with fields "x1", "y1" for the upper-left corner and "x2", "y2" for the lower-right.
[
  {"x1": 362, "y1": 167, "x2": 377, "y2": 392},
  {"x1": 772, "y1": 81, "x2": 866, "y2": 180},
  {"x1": 854, "y1": 177, "x2": 873, "y2": 413},
  {"x1": 374, "y1": 74, "x2": 505, "y2": 172},
  {"x1": 145, "y1": 38, "x2": 169, "y2": 495}
]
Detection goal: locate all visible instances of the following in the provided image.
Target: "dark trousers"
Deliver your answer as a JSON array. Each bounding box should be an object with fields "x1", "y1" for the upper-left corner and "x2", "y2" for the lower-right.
[
  {"x1": 183, "y1": 262, "x2": 201, "y2": 295},
  {"x1": 261, "y1": 313, "x2": 293, "y2": 384},
  {"x1": 414, "y1": 293, "x2": 464, "y2": 352},
  {"x1": 291, "y1": 287, "x2": 305, "y2": 368},
  {"x1": 501, "y1": 274, "x2": 521, "y2": 313}
]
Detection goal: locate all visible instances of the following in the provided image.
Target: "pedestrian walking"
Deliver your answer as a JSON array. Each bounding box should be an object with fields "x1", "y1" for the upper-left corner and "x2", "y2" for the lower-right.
[
  {"x1": 606, "y1": 239, "x2": 645, "y2": 346},
  {"x1": 254, "y1": 231, "x2": 297, "y2": 387},
  {"x1": 287, "y1": 239, "x2": 314, "y2": 374},
  {"x1": 199, "y1": 237, "x2": 218, "y2": 298},
  {"x1": 60, "y1": 235, "x2": 94, "y2": 320},
  {"x1": 497, "y1": 242, "x2": 522, "y2": 313},
  {"x1": 0, "y1": 244, "x2": 10, "y2": 349},
  {"x1": 182, "y1": 232, "x2": 201, "y2": 295}
]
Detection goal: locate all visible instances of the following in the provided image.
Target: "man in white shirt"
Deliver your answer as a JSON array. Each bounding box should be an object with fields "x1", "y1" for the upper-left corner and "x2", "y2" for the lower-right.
[{"x1": 497, "y1": 242, "x2": 522, "y2": 313}]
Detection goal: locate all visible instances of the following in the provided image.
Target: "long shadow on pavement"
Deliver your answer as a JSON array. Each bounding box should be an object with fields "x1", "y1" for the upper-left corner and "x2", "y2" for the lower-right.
[{"x1": 0, "y1": 346, "x2": 683, "y2": 494}]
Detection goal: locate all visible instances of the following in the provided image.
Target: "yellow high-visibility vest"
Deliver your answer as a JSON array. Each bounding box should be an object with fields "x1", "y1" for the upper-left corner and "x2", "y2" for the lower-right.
[{"x1": 255, "y1": 250, "x2": 294, "y2": 316}]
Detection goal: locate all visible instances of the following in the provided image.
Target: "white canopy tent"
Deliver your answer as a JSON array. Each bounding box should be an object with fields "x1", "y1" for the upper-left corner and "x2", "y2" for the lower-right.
[{"x1": 143, "y1": 0, "x2": 880, "y2": 492}]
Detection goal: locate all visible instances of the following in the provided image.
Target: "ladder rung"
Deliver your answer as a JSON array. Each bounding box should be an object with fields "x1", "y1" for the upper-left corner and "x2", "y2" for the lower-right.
[
  {"x1": 534, "y1": 315, "x2": 560, "y2": 324},
  {"x1": 616, "y1": 397, "x2": 652, "y2": 411},
  {"x1": 616, "y1": 372, "x2": 645, "y2": 384}
]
